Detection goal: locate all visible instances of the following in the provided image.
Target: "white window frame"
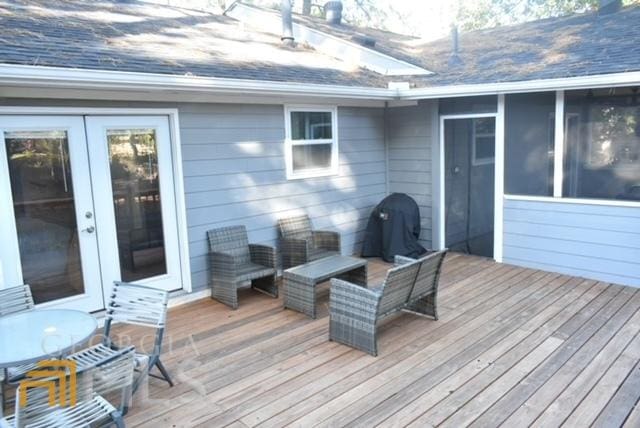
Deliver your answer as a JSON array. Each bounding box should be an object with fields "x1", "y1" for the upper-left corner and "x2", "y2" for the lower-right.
[
  {"x1": 504, "y1": 89, "x2": 640, "y2": 207},
  {"x1": 284, "y1": 105, "x2": 339, "y2": 180},
  {"x1": 471, "y1": 117, "x2": 496, "y2": 166}
]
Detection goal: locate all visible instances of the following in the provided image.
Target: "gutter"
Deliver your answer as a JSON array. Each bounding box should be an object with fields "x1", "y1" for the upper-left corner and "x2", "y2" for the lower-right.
[
  {"x1": 398, "y1": 71, "x2": 640, "y2": 99},
  {"x1": 0, "y1": 64, "x2": 397, "y2": 101},
  {"x1": 1, "y1": 64, "x2": 640, "y2": 101}
]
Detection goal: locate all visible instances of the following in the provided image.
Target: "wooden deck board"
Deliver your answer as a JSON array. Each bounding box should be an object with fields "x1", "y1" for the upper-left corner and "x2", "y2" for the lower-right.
[{"x1": 111, "y1": 254, "x2": 640, "y2": 427}]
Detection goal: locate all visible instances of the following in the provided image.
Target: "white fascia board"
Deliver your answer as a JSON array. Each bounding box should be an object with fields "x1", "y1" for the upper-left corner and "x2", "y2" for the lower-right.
[
  {"x1": 400, "y1": 71, "x2": 640, "y2": 99},
  {"x1": 226, "y1": 2, "x2": 431, "y2": 77},
  {"x1": 0, "y1": 64, "x2": 395, "y2": 100}
]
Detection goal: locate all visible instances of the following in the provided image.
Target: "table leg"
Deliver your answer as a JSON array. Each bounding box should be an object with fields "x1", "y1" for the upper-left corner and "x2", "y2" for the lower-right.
[
  {"x1": 283, "y1": 276, "x2": 317, "y2": 318},
  {"x1": 338, "y1": 264, "x2": 368, "y2": 287},
  {"x1": 1, "y1": 368, "x2": 6, "y2": 418}
]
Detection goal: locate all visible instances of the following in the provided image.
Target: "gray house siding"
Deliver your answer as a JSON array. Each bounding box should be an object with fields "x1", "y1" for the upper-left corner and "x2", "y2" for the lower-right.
[
  {"x1": 503, "y1": 198, "x2": 640, "y2": 287},
  {"x1": 0, "y1": 99, "x2": 387, "y2": 293},
  {"x1": 180, "y1": 104, "x2": 387, "y2": 292},
  {"x1": 386, "y1": 100, "x2": 437, "y2": 249}
]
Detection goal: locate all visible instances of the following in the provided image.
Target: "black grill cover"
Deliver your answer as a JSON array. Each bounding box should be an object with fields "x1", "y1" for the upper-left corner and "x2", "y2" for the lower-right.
[{"x1": 361, "y1": 193, "x2": 427, "y2": 262}]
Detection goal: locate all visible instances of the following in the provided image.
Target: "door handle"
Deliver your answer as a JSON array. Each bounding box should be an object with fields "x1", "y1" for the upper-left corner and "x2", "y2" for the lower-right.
[{"x1": 83, "y1": 226, "x2": 95, "y2": 234}]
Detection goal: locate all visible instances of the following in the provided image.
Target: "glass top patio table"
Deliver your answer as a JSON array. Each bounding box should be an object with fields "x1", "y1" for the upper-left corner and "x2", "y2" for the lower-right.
[{"x1": 0, "y1": 309, "x2": 97, "y2": 367}]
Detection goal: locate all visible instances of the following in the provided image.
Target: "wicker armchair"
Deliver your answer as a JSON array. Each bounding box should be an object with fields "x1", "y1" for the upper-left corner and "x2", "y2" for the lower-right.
[
  {"x1": 278, "y1": 215, "x2": 341, "y2": 269},
  {"x1": 329, "y1": 250, "x2": 447, "y2": 356},
  {"x1": 207, "y1": 225, "x2": 278, "y2": 309}
]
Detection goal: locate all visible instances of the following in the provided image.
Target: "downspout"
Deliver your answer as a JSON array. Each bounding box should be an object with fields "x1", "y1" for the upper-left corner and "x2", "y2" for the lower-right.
[{"x1": 384, "y1": 101, "x2": 390, "y2": 195}]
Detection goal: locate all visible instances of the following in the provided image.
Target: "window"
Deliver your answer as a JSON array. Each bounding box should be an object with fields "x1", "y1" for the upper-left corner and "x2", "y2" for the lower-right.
[
  {"x1": 564, "y1": 88, "x2": 640, "y2": 201},
  {"x1": 285, "y1": 106, "x2": 338, "y2": 179},
  {"x1": 504, "y1": 92, "x2": 556, "y2": 196},
  {"x1": 472, "y1": 117, "x2": 495, "y2": 165}
]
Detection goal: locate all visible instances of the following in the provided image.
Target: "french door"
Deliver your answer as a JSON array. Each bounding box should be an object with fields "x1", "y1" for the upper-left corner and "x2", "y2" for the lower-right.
[{"x1": 0, "y1": 115, "x2": 182, "y2": 312}]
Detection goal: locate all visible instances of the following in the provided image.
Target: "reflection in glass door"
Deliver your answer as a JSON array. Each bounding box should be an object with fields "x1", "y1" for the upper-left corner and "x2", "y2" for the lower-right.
[
  {"x1": 107, "y1": 128, "x2": 167, "y2": 282},
  {"x1": 86, "y1": 116, "x2": 181, "y2": 293},
  {"x1": 0, "y1": 116, "x2": 104, "y2": 311}
]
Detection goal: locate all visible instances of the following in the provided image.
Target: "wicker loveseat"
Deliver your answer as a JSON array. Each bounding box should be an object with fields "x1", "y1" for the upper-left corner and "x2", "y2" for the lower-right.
[
  {"x1": 329, "y1": 250, "x2": 447, "y2": 356},
  {"x1": 277, "y1": 214, "x2": 341, "y2": 269},
  {"x1": 207, "y1": 225, "x2": 278, "y2": 309}
]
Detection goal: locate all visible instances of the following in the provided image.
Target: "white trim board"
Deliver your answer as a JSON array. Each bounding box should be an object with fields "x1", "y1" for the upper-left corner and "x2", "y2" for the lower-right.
[
  {"x1": 2, "y1": 64, "x2": 640, "y2": 103},
  {"x1": 399, "y1": 71, "x2": 640, "y2": 99},
  {"x1": 0, "y1": 64, "x2": 393, "y2": 100},
  {"x1": 504, "y1": 194, "x2": 640, "y2": 208}
]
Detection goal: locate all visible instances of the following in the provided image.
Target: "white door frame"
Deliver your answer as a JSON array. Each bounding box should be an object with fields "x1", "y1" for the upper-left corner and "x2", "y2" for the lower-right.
[
  {"x1": 437, "y1": 97, "x2": 505, "y2": 262},
  {"x1": 0, "y1": 115, "x2": 105, "y2": 311},
  {"x1": 0, "y1": 107, "x2": 192, "y2": 299},
  {"x1": 85, "y1": 115, "x2": 182, "y2": 295}
]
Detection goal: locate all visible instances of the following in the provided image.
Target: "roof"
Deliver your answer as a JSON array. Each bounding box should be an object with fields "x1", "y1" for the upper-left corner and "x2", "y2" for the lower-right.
[
  {"x1": 0, "y1": 1, "x2": 638, "y2": 93},
  {"x1": 291, "y1": 4, "x2": 640, "y2": 88},
  {"x1": 0, "y1": 0, "x2": 386, "y2": 87}
]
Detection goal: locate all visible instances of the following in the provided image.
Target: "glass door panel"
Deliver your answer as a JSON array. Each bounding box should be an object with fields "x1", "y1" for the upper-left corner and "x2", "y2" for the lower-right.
[
  {"x1": 107, "y1": 128, "x2": 167, "y2": 281},
  {"x1": 5, "y1": 130, "x2": 85, "y2": 303},
  {"x1": 86, "y1": 116, "x2": 182, "y2": 293},
  {"x1": 0, "y1": 116, "x2": 104, "y2": 312}
]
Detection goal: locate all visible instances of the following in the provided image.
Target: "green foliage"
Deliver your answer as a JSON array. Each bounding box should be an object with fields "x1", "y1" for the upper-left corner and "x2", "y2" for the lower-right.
[{"x1": 456, "y1": 0, "x2": 640, "y2": 31}]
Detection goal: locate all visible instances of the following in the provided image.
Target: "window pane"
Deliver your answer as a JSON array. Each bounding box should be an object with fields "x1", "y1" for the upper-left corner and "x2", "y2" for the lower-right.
[
  {"x1": 108, "y1": 128, "x2": 167, "y2": 281},
  {"x1": 475, "y1": 136, "x2": 495, "y2": 160},
  {"x1": 473, "y1": 118, "x2": 495, "y2": 163},
  {"x1": 5, "y1": 130, "x2": 85, "y2": 304},
  {"x1": 292, "y1": 143, "x2": 332, "y2": 171},
  {"x1": 291, "y1": 111, "x2": 332, "y2": 140},
  {"x1": 505, "y1": 92, "x2": 555, "y2": 196},
  {"x1": 564, "y1": 87, "x2": 640, "y2": 201}
]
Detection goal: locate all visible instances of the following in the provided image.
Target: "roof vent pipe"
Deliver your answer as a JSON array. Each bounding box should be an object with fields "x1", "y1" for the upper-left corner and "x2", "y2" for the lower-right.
[
  {"x1": 448, "y1": 25, "x2": 463, "y2": 67},
  {"x1": 281, "y1": 0, "x2": 295, "y2": 46},
  {"x1": 598, "y1": 0, "x2": 622, "y2": 14},
  {"x1": 325, "y1": 1, "x2": 343, "y2": 25}
]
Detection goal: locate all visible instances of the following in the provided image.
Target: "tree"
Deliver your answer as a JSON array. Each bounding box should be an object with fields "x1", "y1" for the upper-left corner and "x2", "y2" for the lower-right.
[{"x1": 456, "y1": 0, "x2": 640, "y2": 31}]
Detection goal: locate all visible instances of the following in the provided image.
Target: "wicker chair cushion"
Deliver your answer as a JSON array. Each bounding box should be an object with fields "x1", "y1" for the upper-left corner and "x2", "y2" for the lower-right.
[
  {"x1": 236, "y1": 263, "x2": 276, "y2": 282},
  {"x1": 307, "y1": 247, "x2": 338, "y2": 262},
  {"x1": 279, "y1": 215, "x2": 313, "y2": 240},
  {"x1": 207, "y1": 225, "x2": 251, "y2": 265}
]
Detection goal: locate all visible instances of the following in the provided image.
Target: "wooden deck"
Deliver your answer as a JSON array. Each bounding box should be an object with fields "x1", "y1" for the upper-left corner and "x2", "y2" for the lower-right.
[{"x1": 119, "y1": 253, "x2": 640, "y2": 427}]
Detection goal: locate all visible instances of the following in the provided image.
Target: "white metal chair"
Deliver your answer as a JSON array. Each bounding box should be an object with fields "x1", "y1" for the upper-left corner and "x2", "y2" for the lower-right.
[
  {"x1": 0, "y1": 284, "x2": 34, "y2": 415},
  {"x1": 102, "y1": 281, "x2": 172, "y2": 390},
  {"x1": 0, "y1": 346, "x2": 135, "y2": 428},
  {"x1": 0, "y1": 284, "x2": 34, "y2": 317}
]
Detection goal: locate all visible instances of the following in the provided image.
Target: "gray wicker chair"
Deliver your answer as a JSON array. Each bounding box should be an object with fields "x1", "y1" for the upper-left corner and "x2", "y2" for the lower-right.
[
  {"x1": 329, "y1": 250, "x2": 447, "y2": 356},
  {"x1": 0, "y1": 284, "x2": 34, "y2": 317},
  {"x1": 0, "y1": 346, "x2": 135, "y2": 428},
  {"x1": 207, "y1": 225, "x2": 278, "y2": 309},
  {"x1": 397, "y1": 251, "x2": 447, "y2": 320},
  {"x1": 278, "y1": 215, "x2": 341, "y2": 269}
]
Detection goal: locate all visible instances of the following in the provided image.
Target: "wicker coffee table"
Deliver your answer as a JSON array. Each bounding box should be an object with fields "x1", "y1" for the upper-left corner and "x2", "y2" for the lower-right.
[{"x1": 283, "y1": 255, "x2": 368, "y2": 318}]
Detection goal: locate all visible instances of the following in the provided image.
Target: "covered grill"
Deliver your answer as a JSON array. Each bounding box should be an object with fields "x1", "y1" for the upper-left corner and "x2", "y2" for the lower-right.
[{"x1": 361, "y1": 193, "x2": 427, "y2": 262}]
